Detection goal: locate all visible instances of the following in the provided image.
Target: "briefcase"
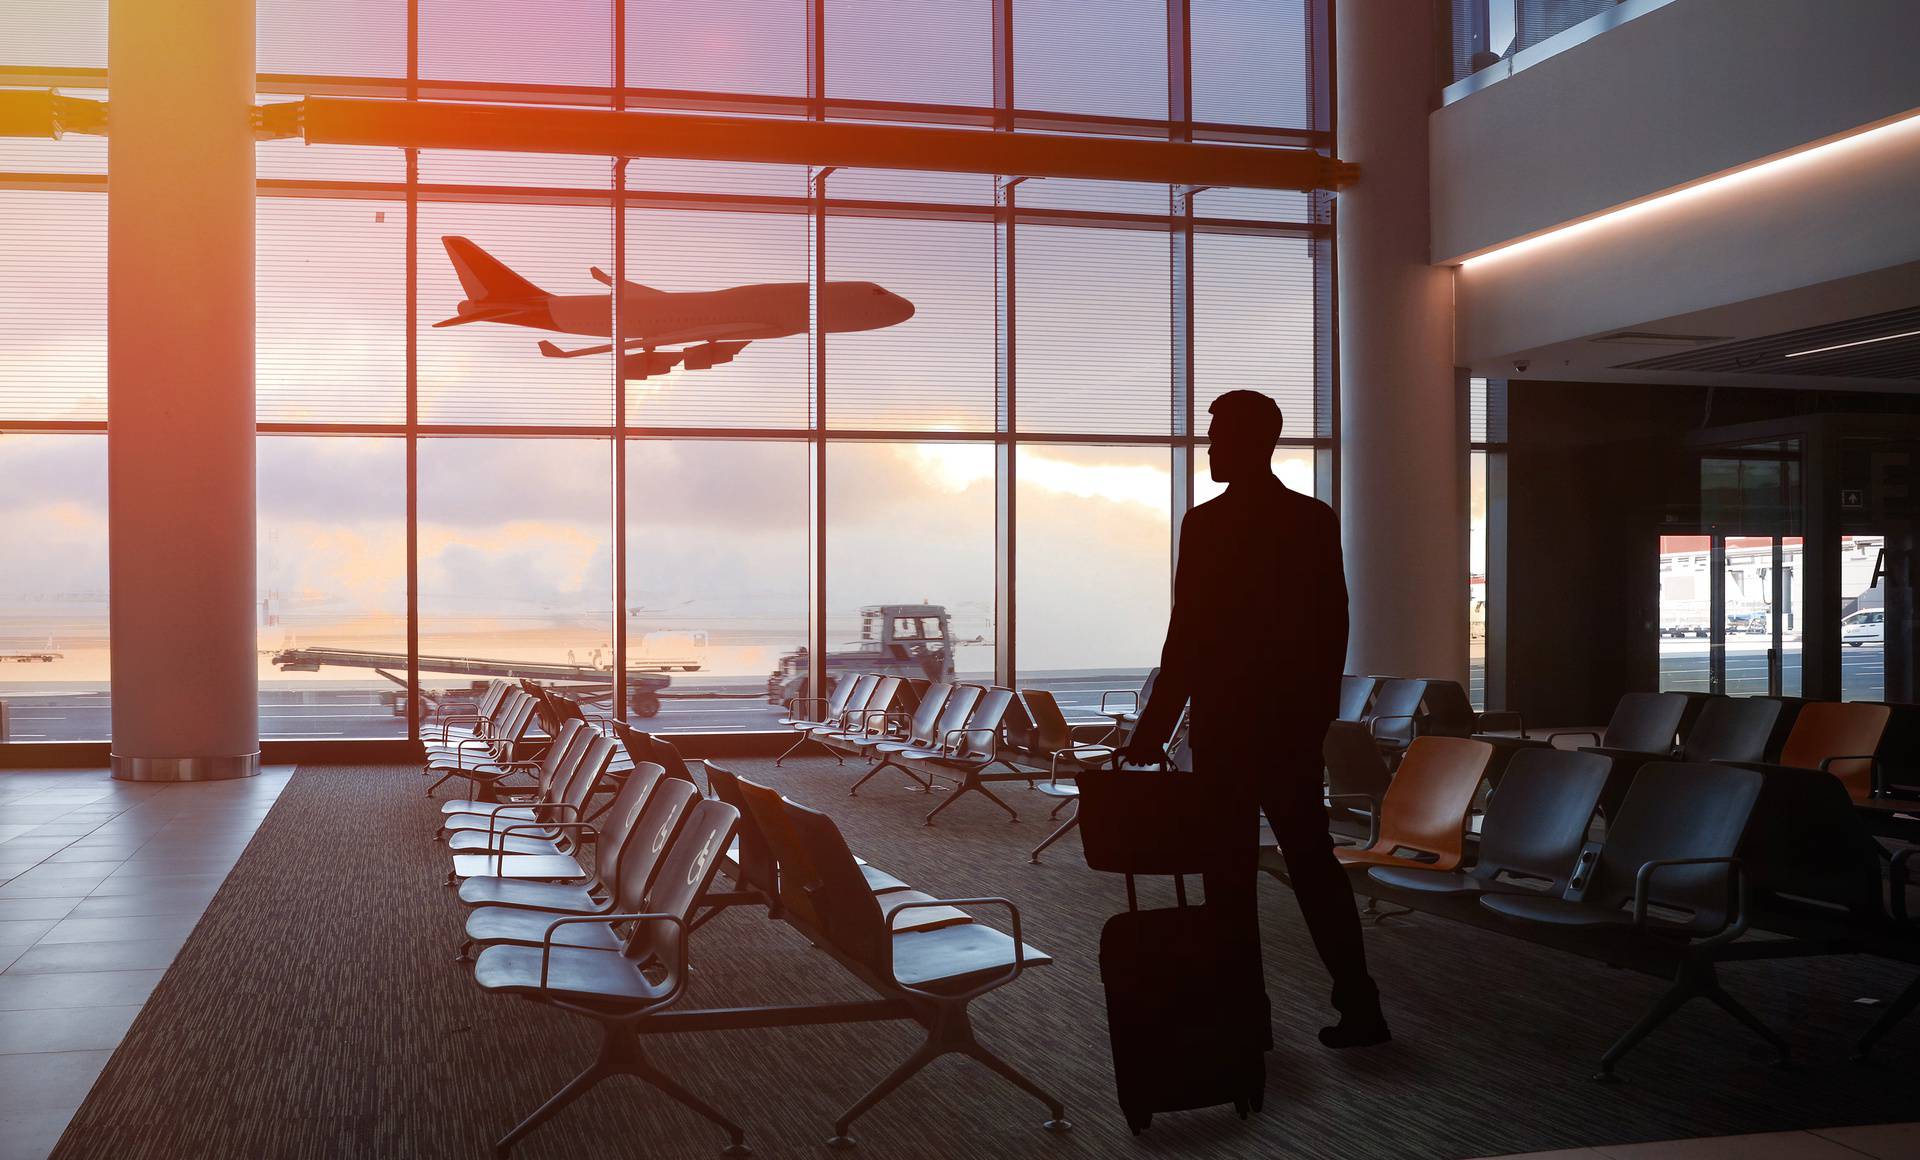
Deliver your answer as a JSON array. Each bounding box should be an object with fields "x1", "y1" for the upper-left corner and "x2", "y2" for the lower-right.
[{"x1": 1076, "y1": 757, "x2": 1254, "y2": 877}]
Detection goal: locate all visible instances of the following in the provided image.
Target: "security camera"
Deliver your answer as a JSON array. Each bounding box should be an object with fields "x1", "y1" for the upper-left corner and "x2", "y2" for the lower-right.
[{"x1": 1513, "y1": 359, "x2": 1530, "y2": 374}]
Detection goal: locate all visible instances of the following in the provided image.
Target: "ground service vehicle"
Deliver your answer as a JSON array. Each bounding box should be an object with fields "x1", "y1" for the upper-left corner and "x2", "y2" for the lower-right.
[{"x1": 767, "y1": 604, "x2": 954, "y2": 704}]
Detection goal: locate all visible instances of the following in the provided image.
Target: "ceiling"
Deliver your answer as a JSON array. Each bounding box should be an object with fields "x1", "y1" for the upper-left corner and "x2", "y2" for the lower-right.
[{"x1": 1615, "y1": 304, "x2": 1920, "y2": 381}]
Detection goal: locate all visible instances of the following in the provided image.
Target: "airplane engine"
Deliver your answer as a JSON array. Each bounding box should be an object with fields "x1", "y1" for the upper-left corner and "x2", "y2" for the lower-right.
[
  {"x1": 681, "y1": 341, "x2": 748, "y2": 371},
  {"x1": 619, "y1": 349, "x2": 684, "y2": 380}
]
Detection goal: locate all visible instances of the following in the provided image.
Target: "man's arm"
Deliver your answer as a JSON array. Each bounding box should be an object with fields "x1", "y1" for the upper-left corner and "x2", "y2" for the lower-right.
[{"x1": 1126, "y1": 511, "x2": 1202, "y2": 761}]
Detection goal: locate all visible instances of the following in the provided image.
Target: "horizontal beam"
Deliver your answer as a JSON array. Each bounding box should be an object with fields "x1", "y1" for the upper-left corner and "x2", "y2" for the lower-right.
[
  {"x1": 0, "y1": 90, "x2": 107, "y2": 139},
  {"x1": 284, "y1": 97, "x2": 1357, "y2": 192}
]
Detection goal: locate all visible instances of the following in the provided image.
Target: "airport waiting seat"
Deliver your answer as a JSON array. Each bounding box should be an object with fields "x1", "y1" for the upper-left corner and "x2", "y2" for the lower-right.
[
  {"x1": 1870, "y1": 699, "x2": 1920, "y2": 798},
  {"x1": 460, "y1": 768, "x2": 691, "y2": 958},
  {"x1": 1362, "y1": 677, "x2": 1429, "y2": 752},
  {"x1": 1582, "y1": 695, "x2": 1780, "y2": 820},
  {"x1": 820, "y1": 674, "x2": 904, "y2": 751},
  {"x1": 1338, "y1": 674, "x2": 1376, "y2": 724},
  {"x1": 447, "y1": 733, "x2": 618, "y2": 881},
  {"x1": 866, "y1": 683, "x2": 982, "y2": 791},
  {"x1": 775, "y1": 796, "x2": 1068, "y2": 1146},
  {"x1": 472, "y1": 797, "x2": 746, "y2": 1157},
  {"x1": 1014, "y1": 688, "x2": 1121, "y2": 864},
  {"x1": 611, "y1": 722, "x2": 697, "y2": 786},
  {"x1": 1322, "y1": 720, "x2": 1394, "y2": 846},
  {"x1": 436, "y1": 718, "x2": 590, "y2": 817},
  {"x1": 844, "y1": 682, "x2": 950, "y2": 791},
  {"x1": 1718, "y1": 699, "x2": 1892, "y2": 801},
  {"x1": 1365, "y1": 747, "x2": 1612, "y2": 910},
  {"x1": 1479, "y1": 762, "x2": 1774, "y2": 1079},
  {"x1": 701, "y1": 761, "x2": 783, "y2": 916},
  {"x1": 1332, "y1": 737, "x2": 1492, "y2": 873},
  {"x1": 422, "y1": 689, "x2": 544, "y2": 795},
  {"x1": 729, "y1": 772, "x2": 965, "y2": 934},
  {"x1": 777, "y1": 672, "x2": 868, "y2": 765},
  {"x1": 1759, "y1": 695, "x2": 1806, "y2": 761},
  {"x1": 1545, "y1": 691, "x2": 1690, "y2": 754},
  {"x1": 456, "y1": 763, "x2": 666, "y2": 915},
  {"x1": 1418, "y1": 678, "x2": 1525, "y2": 739},
  {"x1": 423, "y1": 678, "x2": 512, "y2": 755},
  {"x1": 438, "y1": 721, "x2": 595, "y2": 834},
  {"x1": 912, "y1": 687, "x2": 1029, "y2": 825}
]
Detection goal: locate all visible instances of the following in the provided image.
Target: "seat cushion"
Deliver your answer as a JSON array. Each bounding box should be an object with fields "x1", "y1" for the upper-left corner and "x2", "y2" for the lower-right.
[
  {"x1": 440, "y1": 798, "x2": 538, "y2": 816},
  {"x1": 451, "y1": 852, "x2": 588, "y2": 881},
  {"x1": 1033, "y1": 782, "x2": 1079, "y2": 799},
  {"x1": 473, "y1": 943, "x2": 669, "y2": 1007},
  {"x1": 1366, "y1": 867, "x2": 1484, "y2": 895},
  {"x1": 861, "y1": 865, "x2": 911, "y2": 894},
  {"x1": 889, "y1": 923, "x2": 1052, "y2": 993},
  {"x1": 877, "y1": 891, "x2": 973, "y2": 933},
  {"x1": 1481, "y1": 893, "x2": 1636, "y2": 929},
  {"x1": 465, "y1": 906, "x2": 624, "y2": 951},
  {"x1": 441, "y1": 807, "x2": 541, "y2": 831},
  {"x1": 459, "y1": 876, "x2": 605, "y2": 911},
  {"x1": 1334, "y1": 846, "x2": 1460, "y2": 872}
]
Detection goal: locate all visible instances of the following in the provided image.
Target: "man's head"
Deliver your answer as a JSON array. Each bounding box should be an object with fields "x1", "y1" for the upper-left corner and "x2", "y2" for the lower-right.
[{"x1": 1206, "y1": 390, "x2": 1283, "y2": 484}]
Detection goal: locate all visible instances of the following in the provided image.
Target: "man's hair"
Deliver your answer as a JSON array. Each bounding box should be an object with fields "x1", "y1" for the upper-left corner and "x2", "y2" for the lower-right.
[{"x1": 1208, "y1": 390, "x2": 1284, "y2": 450}]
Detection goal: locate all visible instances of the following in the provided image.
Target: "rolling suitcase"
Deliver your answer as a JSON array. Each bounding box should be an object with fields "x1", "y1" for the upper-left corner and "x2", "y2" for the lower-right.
[{"x1": 1080, "y1": 757, "x2": 1268, "y2": 1133}]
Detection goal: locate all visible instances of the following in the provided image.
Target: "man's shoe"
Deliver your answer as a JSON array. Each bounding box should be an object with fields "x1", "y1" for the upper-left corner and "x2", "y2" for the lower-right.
[{"x1": 1317, "y1": 1012, "x2": 1391, "y2": 1049}]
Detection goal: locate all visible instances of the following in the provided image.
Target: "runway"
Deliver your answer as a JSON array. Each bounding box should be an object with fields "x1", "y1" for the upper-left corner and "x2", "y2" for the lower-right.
[{"x1": 0, "y1": 645, "x2": 1888, "y2": 743}]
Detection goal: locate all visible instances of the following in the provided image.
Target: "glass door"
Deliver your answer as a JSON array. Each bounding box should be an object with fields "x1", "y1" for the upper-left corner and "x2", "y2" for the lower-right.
[{"x1": 1711, "y1": 533, "x2": 1796, "y2": 697}]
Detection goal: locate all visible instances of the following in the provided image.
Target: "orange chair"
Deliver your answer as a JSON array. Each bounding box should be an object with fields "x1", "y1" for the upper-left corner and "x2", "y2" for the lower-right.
[
  {"x1": 1759, "y1": 701, "x2": 1889, "y2": 800},
  {"x1": 1333, "y1": 736, "x2": 1493, "y2": 873}
]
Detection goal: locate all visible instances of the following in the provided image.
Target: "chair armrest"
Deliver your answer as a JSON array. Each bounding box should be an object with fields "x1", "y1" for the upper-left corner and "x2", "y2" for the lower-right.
[
  {"x1": 488, "y1": 800, "x2": 580, "y2": 838},
  {"x1": 784, "y1": 696, "x2": 830, "y2": 720},
  {"x1": 537, "y1": 912, "x2": 685, "y2": 1002},
  {"x1": 1324, "y1": 792, "x2": 1382, "y2": 848},
  {"x1": 498, "y1": 820, "x2": 598, "y2": 846},
  {"x1": 1891, "y1": 847, "x2": 1915, "y2": 924},
  {"x1": 1368, "y1": 714, "x2": 1416, "y2": 741},
  {"x1": 1632, "y1": 857, "x2": 1748, "y2": 945},
  {"x1": 1818, "y1": 754, "x2": 1884, "y2": 795},
  {"x1": 884, "y1": 896, "x2": 1026, "y2": 1002},
  {"x1": 1098, "y1": 689, "x2": 1139, "y2": 716},
  {"x1": 1546, "y1": 729, "x2": 1602, "y2": 749}
]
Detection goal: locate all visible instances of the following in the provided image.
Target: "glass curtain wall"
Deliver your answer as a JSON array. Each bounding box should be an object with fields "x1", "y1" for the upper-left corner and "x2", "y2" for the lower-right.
[{"x1": 0, "y1": 0, "x2": 1333, "y2": 741}]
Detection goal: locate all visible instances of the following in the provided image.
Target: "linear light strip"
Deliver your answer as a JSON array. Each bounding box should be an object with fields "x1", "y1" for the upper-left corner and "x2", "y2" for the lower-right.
[
  {"x1": 1786, "y1": 327, "x2": 1920, "y2": 359},
  {"x1": 1457, "y1": 107, "x2": 1920, "y2": 269}
]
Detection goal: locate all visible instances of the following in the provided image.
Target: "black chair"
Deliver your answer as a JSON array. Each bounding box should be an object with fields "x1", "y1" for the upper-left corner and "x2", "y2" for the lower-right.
[
  {"x1": 1418, "y1": 678, "x2": 1524, "y2": 739},
  {"x1": 1365, "y1": 747, "x2": 1611, "y2": 910},
  {"x1": 1546, "y1": 691, "x2": 1689, "y2": 754},
  {"x1": 1322, "y1": 720, "x2": 1393, "y2": 845},
  {"x1": 1479, "y1": 762, "x2": 1775, "y2": 1079},
  {"x1": 459, "y1": 767, "x2": 690, "y2": 958},
  {"x1": 1582, "y1": 695, "x2": 1780, "y2": 820},
  {"x1": 1363, "y1": 677, "x2": 1428, "y2": 751},
  {"x1": 1338, "y1": 674, "x2": 1376, "y2": 724},
  {"x1": 612, "y1": 722, "x2": 697, "y2": 786},
  {"x1": 778, "y1": 797, "x2": 1069, "y2": 1146},
  {"x1": 455, "y1": 764, "x2": 666, "y2": 916},
  {"x1": 472, "y1": 797, "x2": 746, "y2": 1156}
]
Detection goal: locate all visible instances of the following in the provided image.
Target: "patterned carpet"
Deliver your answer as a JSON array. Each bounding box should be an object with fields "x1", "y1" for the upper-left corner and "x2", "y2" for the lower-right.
[{"x1": 50, "y1": 758, "x2": 1920, "y2": 1160}]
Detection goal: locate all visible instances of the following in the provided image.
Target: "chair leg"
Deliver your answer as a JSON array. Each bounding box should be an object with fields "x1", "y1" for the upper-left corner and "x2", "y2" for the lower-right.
[
  {"x1": 493, "y1": 1053, "x2": 615, "y2": 1156},
  {"x1": 496, "y1": 1027, "x2": 749, "y2": 1157},
  {"x1": 1028, "y1": 808, "x2": 1080, "y2": 864},
  {"x1": 828, "y1": 1036, "x2": 945, "y2": 1147},
  {"x1": 974, "y1": 783, "x2": 1020, "y2": 822},
  {"x1": 636, "y1": 1056, "x2": 753, "y2": 1156},
  {"x1": 1594, "y1": 968, "x2": 1702, "y2": 1081},
  {"x1": 1701, "y1": 976, "x2": 1791, "y2": 1066},
  {"x1": 848, "y1": 756, "x2": 896, "y2": 796},
  {"x1": 1854, "y1": 974, "x2": 1920, "y2": 1060},
  {"x1": 923, "y1": 782, "x2": 971, "y2": 826},
  {"x1": 962, "y1": 1042, "x2": 1071, "y2": 1131}
]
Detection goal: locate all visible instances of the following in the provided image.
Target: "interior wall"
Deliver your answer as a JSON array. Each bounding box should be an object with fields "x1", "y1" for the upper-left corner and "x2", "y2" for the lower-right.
[{"x1": 1505, "y1": 380, "x2": 1920, "y2": 725}]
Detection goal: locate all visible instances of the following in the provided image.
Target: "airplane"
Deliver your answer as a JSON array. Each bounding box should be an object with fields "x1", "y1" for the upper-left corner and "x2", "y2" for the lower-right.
[{"x1": 434, "y1": 236, "x2": 915, "y2": 379}]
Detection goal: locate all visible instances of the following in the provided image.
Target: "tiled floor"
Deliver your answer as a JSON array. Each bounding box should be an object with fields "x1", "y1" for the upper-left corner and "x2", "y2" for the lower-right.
[{"x1": 0, "y1": 765, "x2": 292, "y2": 1160}]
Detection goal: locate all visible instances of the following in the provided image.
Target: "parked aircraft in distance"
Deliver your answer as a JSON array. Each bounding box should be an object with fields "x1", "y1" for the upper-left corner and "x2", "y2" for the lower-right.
[{"x1": 435, "y1": 236, "x2": 915, "y2": 379}]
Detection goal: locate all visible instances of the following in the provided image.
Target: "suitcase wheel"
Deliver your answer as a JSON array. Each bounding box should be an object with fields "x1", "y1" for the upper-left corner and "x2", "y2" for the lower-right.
[
  {"x1": 1127, "y1": 1111, "x2": 1152, "y2": 1135},
  {"x1": 1234, "y1": 1098, "x2": 1250, "y2": 1119}
]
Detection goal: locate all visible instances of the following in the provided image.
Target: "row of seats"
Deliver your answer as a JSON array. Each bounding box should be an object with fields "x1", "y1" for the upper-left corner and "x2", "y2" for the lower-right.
[
  {"x1": 1303, "y1": 703, "x2": 1920, "y2": 1077},
  {"x1": 778, "y1": 673, "x2": 1132, "y2": 829},
  {"x1": 419, "y1": 688, "x2": 1067, "y2": 1154}
]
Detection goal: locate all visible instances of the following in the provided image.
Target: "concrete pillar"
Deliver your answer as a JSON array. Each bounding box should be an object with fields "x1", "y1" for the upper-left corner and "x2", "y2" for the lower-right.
[
  {"x1": 108, "y1": 0, "x2": 259, "y2": 780},
  {"x1": 1336, "y1": 0, "x2": 1468, "y2": 684}
]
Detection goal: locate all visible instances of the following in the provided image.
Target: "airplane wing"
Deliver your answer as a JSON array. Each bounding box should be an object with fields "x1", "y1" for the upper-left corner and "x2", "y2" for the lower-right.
[{"x1": 538, "y1": 339, "x2": 640, "y2": 359}]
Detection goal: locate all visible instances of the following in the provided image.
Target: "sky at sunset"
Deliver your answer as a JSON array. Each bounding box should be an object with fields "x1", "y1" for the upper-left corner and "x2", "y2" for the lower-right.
[{"x1": 0, "y1": 1, "x2": 1353, "y2": 695}]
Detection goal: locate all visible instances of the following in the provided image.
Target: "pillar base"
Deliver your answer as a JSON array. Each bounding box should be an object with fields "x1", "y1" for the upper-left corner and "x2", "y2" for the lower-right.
[{"x1": 111, "y1": 752, "x2": 260, "y2": 782}]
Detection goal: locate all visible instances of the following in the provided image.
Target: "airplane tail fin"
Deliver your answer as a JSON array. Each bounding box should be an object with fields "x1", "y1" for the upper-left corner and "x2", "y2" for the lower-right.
[{"x1": 442, "y1": 236, "x2": 549, "y2": 303}]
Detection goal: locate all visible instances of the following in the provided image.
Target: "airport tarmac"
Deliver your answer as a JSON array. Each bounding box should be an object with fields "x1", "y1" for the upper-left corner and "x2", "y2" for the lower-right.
[{"x1": 0, "y1": 645, "x2": 1887, "y2": 744}]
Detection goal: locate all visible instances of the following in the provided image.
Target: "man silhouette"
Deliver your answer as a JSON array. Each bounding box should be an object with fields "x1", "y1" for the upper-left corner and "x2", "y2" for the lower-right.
[{"x1": 1122, "y1": 389, "x2": 1388, "y2": 1048}]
